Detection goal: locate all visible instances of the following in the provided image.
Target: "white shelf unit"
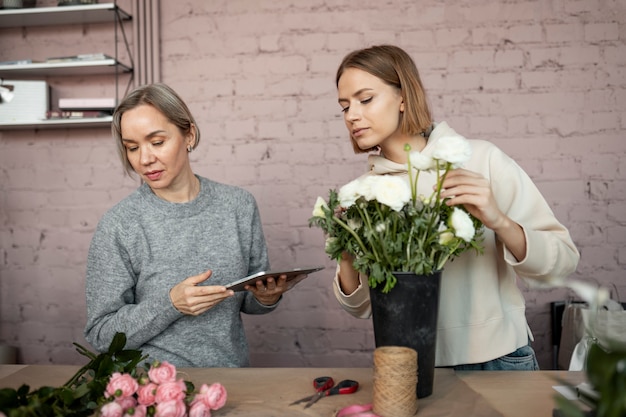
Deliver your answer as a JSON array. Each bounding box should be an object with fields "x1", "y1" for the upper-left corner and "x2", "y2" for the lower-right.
[
  {"x1": 0, "y1": 2, "x2": 133, "y2": 130},
  {"x1": 0, "y1": 3, "x2": 131, "y2": 27},
  {"x1": 0, "y1": 116, "x2": 113, "y2": 130},
  {"x1": 0, "y1": 60, "x2": 132, "y2": 76}
]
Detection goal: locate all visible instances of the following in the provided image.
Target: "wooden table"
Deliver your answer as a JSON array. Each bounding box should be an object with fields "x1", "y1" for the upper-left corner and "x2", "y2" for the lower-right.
[{"x1": 0, "y1": 365, "x2": 585, "y2": 416}]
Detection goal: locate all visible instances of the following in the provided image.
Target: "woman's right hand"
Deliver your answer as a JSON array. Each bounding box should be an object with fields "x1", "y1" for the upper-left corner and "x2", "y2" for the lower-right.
[
  {"x1": 338, "y1": 252, "x2": 361, "y2": 295},
  {"x1": 169, "y1": 270, "x2": 234, "y2": 316}
]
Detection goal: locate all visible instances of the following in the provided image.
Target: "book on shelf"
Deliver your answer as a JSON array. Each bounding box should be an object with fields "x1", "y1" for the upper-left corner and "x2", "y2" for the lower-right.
[{"x1": 46, "y1": 110, "x2": 111, "y2": 120}]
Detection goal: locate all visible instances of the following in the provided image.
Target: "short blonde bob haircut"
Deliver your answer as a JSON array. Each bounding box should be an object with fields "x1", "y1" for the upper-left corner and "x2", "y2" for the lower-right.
[
  {"x1": 112, "y1": 83, "x2": 200, "y2": 176},
  {"x1": 335, "y1": 45, "x2": 433, "y2": 154}
]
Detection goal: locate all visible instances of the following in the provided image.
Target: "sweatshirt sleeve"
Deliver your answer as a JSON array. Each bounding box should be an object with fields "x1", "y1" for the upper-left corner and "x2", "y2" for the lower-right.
[
  {"x1": 484, "y1": 142, "x2": 580, "y2": 284},
  {"x1": 332, "y1": 264, "x2": 372, "y2": 319},
  {"x1": 84, "y1": 214, "x2": 182, "y2": 353}
]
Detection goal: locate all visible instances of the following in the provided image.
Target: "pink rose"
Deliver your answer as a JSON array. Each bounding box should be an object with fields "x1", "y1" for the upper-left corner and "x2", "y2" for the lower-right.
[
  {"x1": 155, "y1": 380, "x2": 186, "y2": 403},
  {"x1": 195, "y1": 383, "x2": 227, "y2": 410},
  {"x1": 100, "y1": 401, "x2": 124, "y2": 417},
  {"x1": 154, "y1": 399, "x2": 186, "y2": 417},
  {"x1": 124, "y1": 405, "x2": 147, "y2": 417},
  {"x1": 137, "y1": 382, "x2": 158, "y2": 406},
  {"x1": 106, "y1": 372, "x2": 139, "y2": 398},
  {"x1": 189, "y1": 400, "x2": 212, "y2": 417},
  {"x1": 116, "y1": 395, "x2": 137, "y2": 410},
  {"x1": 148, "y1": 361, "x2": 178, "y2": 384}
]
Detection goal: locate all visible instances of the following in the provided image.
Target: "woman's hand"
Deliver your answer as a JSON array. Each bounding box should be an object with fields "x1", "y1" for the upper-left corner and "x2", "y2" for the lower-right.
[
  {"x1": 169, "y1": 270, "x2": 234, "y2": 316},
  {"x1": 245, "y1": 275, "x2": 288, "y2": 305},
  {"x1": 440, "y1": 168, "x2": 527, "y2": 261},
  {"x1": 439, "y1": 168, "x2": 505, "y2": 229}
]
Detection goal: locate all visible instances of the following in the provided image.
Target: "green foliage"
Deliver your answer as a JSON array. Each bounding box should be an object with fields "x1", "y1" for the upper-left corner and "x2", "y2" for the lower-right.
[
  {"x1": 553, "y1": 342, "x2": 626, "y2": 417},
  {"x1": 0, "y1": 333, "x2": 148, "y2": 417},
  {"x1": 586, "y1": 343, "x2": 626, "y2": 417}
]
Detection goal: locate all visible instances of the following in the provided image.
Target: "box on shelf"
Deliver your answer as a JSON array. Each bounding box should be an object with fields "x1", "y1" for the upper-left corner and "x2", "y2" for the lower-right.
[
  {"x1": 59, "y1": 97, "x2": 116, "y2": 112},
  {"x1": 0, "y1": 80, "x2": 49, "y2": 123}
]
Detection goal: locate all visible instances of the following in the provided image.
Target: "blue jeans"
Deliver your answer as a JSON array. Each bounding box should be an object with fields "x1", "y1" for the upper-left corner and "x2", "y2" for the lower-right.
[{"x1": 453, "y1": 343, "x2": 540, "y2": 371}]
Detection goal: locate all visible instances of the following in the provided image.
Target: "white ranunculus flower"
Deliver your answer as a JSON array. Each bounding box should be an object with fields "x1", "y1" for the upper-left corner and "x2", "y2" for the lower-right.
[
  {"x1": 338, "y1": 178, "x2": 363, "y2": 208},
  {"x1": 370, "y1": 176, "x2": 412, "y2": 212},
  {"x1": 432, "y1": 134, "x2": 472, "y2": 168},
  {"x1": 312, "y1": 196, "x2": 328, "y2": 218},
  {"x1": 409, "y1": 151, "x2": 435, "y2": 171},
  {"x1": 375, "y1": 222, "x2": 386, "y2": 233},
  {"x1": 437, "y1": 222, "x2": 454, "y2": 245},
  {"x1": 449, "y1": 207, "x2": 475, "y2": 242},
  {"x1": 358, "y1": 175, "x2": 378, "y2": 201}
]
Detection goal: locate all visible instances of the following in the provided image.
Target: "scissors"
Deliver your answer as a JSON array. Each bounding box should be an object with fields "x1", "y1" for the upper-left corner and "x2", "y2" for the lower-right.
[{"x1": 290, "y1": 376, "x2": 359, "y2": 408}]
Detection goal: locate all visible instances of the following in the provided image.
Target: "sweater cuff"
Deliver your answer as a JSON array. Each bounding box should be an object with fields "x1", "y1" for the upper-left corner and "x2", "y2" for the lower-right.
[
  {"x1": 333, "y1": 268, "x2": 371, "y2": 319},
  {"x1": 502, "y1": 224, "x2": 528, "y2": 266}
]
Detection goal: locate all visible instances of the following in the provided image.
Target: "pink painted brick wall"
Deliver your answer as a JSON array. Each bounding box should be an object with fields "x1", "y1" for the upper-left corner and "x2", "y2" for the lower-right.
[{"x1": 1, "y1": 0, "x2": 625, "y2": 369}]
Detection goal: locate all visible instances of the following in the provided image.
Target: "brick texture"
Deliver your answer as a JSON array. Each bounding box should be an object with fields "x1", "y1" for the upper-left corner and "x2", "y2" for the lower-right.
[{"x1": 1, "y1": 0, "x2": 625, "y2": 370}]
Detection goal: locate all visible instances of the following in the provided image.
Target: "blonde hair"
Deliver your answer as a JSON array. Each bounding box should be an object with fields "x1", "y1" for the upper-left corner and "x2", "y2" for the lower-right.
[
  {"x1": 112, "y1": 83, "x2": 200, "y2": 176},
  {"x1": 336, "y1": 45, "x2": 433, "y2": 154}
]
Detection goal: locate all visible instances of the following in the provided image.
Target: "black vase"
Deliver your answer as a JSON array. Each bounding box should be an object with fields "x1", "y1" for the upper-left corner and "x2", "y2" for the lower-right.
[{"x1": 369, "y1": 271, "x2": 442, "y2": 398}]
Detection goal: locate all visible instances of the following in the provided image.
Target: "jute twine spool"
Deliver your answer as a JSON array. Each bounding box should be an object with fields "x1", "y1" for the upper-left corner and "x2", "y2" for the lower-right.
[{"x1": 372, "y1": 346, "x2": 418, "y2": 417}]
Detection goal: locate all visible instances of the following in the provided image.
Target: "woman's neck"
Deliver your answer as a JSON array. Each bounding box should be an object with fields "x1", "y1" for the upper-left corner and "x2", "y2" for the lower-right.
[
  {"x1": 152, "y1": 173, "x2": 200, "y2": 203},
  {"x1": 379, "y1": 134, "x2": 428, "y2": 164}
]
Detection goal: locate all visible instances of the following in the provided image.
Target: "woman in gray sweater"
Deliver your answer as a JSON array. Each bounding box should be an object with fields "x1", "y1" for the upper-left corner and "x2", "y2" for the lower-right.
[{"x1": 84, "y1": 83, "x2": 287, "y2": 367}]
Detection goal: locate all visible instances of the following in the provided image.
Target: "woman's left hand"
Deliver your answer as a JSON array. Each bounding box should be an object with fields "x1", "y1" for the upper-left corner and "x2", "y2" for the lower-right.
[
  {"x1": 245, "y1": 275, "x2": 289, "y2": 305},
  {"x1": 440, "y1": 168, "x2": 527, "y2": 261},
  {"x1": 439, "y1": 168, "x2": 505, "y2": 230}
]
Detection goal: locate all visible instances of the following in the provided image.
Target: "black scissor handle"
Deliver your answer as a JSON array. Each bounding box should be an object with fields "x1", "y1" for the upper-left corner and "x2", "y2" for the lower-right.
[
  {"x1": 314, "y1": 376, "x2": 334, "y2": 391},
  {"x1": 327, "y1": 379, "x2": 359, "y2": 396}
]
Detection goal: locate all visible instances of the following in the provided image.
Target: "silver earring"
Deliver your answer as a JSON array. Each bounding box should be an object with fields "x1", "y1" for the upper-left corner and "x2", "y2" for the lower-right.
[{"x1": 187, "y1": 145, "x2": 193, "y2": 153}]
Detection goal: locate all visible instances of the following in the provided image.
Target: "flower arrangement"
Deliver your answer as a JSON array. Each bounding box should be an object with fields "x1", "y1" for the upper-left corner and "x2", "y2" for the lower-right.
[
  {"x1": 0, "y1": 333, "x2": 227, "y2": 417},
  {"x1": 309, "y1": 135, "x2": 484, "y2": 293}
]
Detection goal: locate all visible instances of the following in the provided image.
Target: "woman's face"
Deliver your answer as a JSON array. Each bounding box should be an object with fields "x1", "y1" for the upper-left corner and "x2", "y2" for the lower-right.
[
  {"x1": 337, "y1": 67, "x2": 405, "y2": 152},
  {"x1": 120, "y1": 104, "x2": 195, "y2": 198}
]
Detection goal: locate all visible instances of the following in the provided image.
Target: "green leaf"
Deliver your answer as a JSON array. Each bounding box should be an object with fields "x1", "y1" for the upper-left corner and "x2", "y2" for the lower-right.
[
  {"x1": 107, "y1": 332, "x2": 127, "y2": 355},
  {"x1": 0, "y1": 387, "x2": 20, "y2": 410}
]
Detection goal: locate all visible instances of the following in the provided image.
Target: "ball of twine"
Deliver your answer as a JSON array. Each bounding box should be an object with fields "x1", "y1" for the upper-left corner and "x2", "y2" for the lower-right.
[{"x1": 372, "y1": 346, "x2": 418, "y2": 417}]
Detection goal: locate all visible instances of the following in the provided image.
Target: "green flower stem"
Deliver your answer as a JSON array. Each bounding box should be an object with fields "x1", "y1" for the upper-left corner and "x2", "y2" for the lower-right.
[
  {"x1": 435, "y1": 239, "x2": 461, "y2": 271},
  {"x1": 332, "y1": 215, "x2": 371, "y2": 260},
  {"x1": 404, "y1": 224, "x2": 415, "y2": 271},
  {"x1": 420, "y1": 160, "x2": 452, "y2": 250},
  {"x1": 406, "y1": 147, "x2": 418, "y2": 204},
  {"x1": 372, "y1": 202, "x2": 394, "y2": 266},
  {"x1": 356, "y1": 202, "x2": 383, "y2": 262}
]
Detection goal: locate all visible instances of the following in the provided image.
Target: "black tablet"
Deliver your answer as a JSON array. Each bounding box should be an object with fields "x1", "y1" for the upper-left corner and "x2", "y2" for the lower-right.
[{"x1": 225, "y1": 266, "x2": 325, "y2": 292}]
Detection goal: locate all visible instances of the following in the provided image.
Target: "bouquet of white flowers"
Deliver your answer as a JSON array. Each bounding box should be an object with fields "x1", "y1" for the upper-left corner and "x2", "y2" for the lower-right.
[{"x1": 310, "y1": 135, "x2": 484, "y2": 293}]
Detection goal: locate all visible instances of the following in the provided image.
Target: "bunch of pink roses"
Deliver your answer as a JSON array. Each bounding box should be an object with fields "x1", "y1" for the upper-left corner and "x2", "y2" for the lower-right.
[{"x1": 99, "y1": 361, "x2": 227, "y2": 417}]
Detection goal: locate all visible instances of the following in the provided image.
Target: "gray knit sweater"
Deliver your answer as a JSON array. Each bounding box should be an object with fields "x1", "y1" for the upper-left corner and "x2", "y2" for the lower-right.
[{"x1": 84, "y1": 176, "x2": 276, "y2": 367}]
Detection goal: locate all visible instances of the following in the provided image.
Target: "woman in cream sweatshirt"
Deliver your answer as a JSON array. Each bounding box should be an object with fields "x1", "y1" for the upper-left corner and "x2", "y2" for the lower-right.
[{"x1": 332, "y1": 45, "x2": 579, "y2": 369}]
